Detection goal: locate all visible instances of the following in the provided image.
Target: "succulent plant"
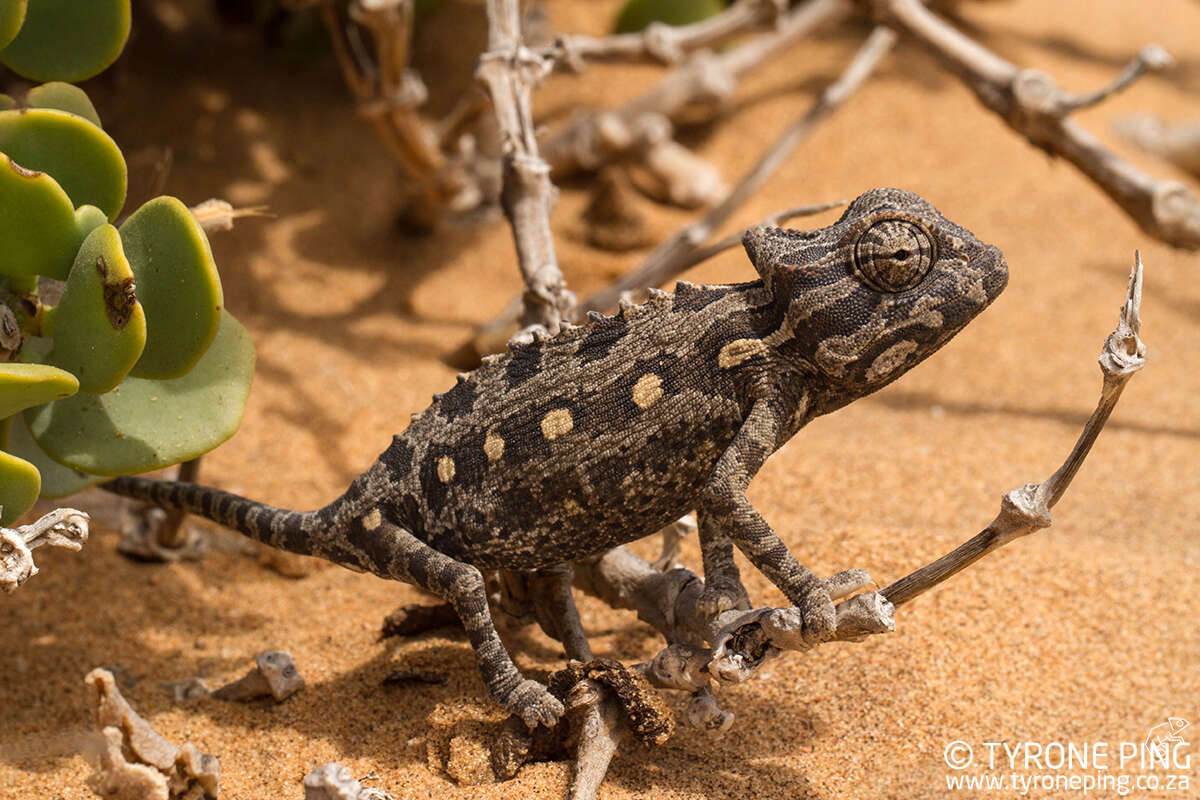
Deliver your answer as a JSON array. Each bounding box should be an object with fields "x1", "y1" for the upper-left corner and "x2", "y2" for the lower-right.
[
  {"x1": 0, "y1": 2, "x2": 255, "y2": 525},
  {"x1": 614, "y1": 0, "x2": 726, "y2": 34}
]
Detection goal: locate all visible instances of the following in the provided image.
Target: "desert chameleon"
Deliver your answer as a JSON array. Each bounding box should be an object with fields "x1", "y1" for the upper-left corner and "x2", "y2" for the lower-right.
[{"x1": 104, "y1": 188, "x2": 1008, "y2": 728}]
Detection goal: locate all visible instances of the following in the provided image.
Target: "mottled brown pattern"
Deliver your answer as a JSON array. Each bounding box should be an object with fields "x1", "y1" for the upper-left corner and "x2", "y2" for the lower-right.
[{"x1": 105, "y1": 188, "x2": 1007, "y2": 728}]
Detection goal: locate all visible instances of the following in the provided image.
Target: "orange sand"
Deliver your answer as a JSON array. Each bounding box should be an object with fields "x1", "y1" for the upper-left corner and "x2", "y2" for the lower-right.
[{"x1": 1, "y1": 1, "x2": 1197, "y2": 798}]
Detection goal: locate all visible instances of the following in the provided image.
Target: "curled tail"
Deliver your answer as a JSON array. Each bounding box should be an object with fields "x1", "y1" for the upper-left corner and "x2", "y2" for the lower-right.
[{"x1": 103, "y1": 476, "x2": 325, "y2": 556}]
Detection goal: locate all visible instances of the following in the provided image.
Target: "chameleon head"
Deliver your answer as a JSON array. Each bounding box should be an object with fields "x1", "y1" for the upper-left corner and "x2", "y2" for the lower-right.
[{"x1": 743, "y1": 187, "x2": 1008, "y2": 393}]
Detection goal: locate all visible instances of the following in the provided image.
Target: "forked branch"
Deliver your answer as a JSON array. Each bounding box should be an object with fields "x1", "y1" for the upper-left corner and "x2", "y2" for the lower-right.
[
  {"x1": 866, "y1": 0, "x2": 1200, "y2": 248},
  {"x1": 540, "y1": 0, "x2": 788, "y2": 71},
  {"x1": 583, "y1": 25, "x2": 897, "y2": 313}
]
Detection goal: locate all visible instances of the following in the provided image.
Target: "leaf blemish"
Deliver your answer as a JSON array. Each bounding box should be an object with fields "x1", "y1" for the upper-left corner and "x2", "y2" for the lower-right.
[
  {"x1": 6, "y1": 156, "x2": 40, "y2": 178},
  {"x1": 96, "y1": 256, "x2": 137, "y2": 331}
]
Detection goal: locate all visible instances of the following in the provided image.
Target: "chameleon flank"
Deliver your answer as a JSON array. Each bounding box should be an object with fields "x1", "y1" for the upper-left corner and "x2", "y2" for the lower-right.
[{"x1": 104, "y1": 188, "x2": 1008, "y2": 728}]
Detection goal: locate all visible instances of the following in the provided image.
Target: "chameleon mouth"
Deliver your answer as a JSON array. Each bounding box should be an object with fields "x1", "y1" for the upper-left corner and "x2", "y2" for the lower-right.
[{"x1": 981, "y1": 244, "x2": 1009, "y2": 302}]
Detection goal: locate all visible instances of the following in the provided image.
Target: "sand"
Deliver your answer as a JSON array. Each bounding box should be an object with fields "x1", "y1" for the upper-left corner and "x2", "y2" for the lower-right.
[{"x1": 1, "y1": 0, "x2": 1197, "y2": 798}]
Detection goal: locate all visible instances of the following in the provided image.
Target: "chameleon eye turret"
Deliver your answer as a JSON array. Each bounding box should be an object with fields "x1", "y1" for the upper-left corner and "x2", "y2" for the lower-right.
[{"x1": 852, "y1": 217, "x2": 937, "y2": 292}]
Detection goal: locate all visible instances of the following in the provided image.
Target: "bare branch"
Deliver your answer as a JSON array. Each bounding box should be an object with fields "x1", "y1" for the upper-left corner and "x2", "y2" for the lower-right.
[
  {"x1": 867, "y1": 0, "x2": 1200, "y2": 248},
  {"x1": 1115, "y1": 114, "x2": 1200, "y2": 178},
  {"x1": 541, "y1": 0, "x2": 853, "y2": 180},
  {"x1": 540, "y1": 0, "x2": 788, "y2": 71},
  {"x1": 582, "y1": 255, "x2": 1146, "y2": 694},
  {"x1": 0, "y1": 508, "x2": 89, "y2": 593},
  {"x1": 717, "y1": 252, "x2": 1148, "y2": 673},
  {"x1": 320, "y1": 0, "x2": 480, "y2": 228},
  {"x1": 582, "y1": 26, "x2": 896, "y2": 313},
  {"x1": 477, "y1": 0, "x2": 576, "y2": 331}
]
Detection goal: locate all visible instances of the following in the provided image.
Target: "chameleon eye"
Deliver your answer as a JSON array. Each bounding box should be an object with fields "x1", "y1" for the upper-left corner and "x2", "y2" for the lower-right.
[{"x1": 853, "y1": 218, "x2": 936, "y2": 292}]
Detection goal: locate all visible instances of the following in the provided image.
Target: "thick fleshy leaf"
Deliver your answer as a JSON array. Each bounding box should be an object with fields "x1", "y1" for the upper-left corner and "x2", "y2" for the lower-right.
[
  {"x1": 3, "y1": 412, "x2": 100, "y2": 498},
  {"x1": 0, "y1": 362, "x2": 77, "y2": 418},
  {"x1": 0, "y1": 419, "x2": 40, "y2": 524},
  {"x1": 0, "y1": 1, "x2": 26, "y2": 52},
  {"x1": 0, "y1": 152, "x2": 79, "y2": 279},
  {"x1": 27, "y1": 81, "x2": 102, "y2": 127},
  {"x1": 0, "y1": 0, "x2": 129, "y2": 82},
  {"x1": 614, "y1": 0, "x2": 724, "y2": 33},
  {"x1": 27, "y1": 310, "x2": 255, "y2": 476},
  {"x1": 43, "y1": 224, "x2": 146, "y2": 393},
  {"x1": 0, "y1": 107, "x2": 126, "y2": 219},
  {"x1": 120, "y1": 196, "x2": 223, "y2": 378},
  {"x1": 73, "y1": 203, "x2": 107, "y2": 241}
]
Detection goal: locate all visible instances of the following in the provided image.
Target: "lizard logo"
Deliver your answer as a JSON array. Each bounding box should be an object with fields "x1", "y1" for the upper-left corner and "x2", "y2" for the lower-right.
[{"x1": 1145, "y1": 717, "x2": 1190, "y2": 761}]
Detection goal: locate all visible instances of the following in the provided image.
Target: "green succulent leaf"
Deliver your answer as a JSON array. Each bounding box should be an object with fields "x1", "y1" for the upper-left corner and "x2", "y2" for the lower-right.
[
  {"x1": 614, "y1": 0, "x2": 725, "y2": 33},
  {"x1": 0, "y1": 428, "x2": 40, "y2": 525},
  {"x1": 27, "y1": 81, "x2": 102, "y2": 127},
  {"x1": 119, "y1": 196, "x2": 223, "y2": 379},
  {"x1": 0, "y1": 152, "x2": 82, "y2": 279},
  {"x1": 0, "y1": 362, "x2": 77, "y2": 418},
  {"x1": 0, "y1": 0, "x2": 130, "y2": 82},
  {"x1": 0, "y1": 107, "x2": 126, "y2": 219},
  {"x1": 73, "y1": 203, "x2": 107, "y2": 242},
  {"x1": 26, "y1": 310, "x2": 255, "y2": 476},
  {"x1": 0, "y1": 1, "x2": 26, "y2": 52},
  {"x1": 42, "y1": 224, "x2": 147, "y2": 394},
  {"x1": 3, "y1": 412, "x2": 100, "y2": 498}
]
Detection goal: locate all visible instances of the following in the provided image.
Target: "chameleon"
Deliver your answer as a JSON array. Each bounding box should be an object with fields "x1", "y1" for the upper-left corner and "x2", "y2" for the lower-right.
[{"x1": 104, "y1": 188, "x2": 1008, "y2": 728}]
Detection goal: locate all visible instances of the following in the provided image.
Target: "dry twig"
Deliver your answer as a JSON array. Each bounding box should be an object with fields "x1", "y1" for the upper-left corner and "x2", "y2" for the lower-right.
[
  {"x1": 644, "y1": 253, "x2": 1147, "y2": 694},
  {"x1": 539, "y1": 0, "x2": 788, "y2": 71},
  {"x1": 477, "y1": 0, "x2": 576, "y2": 333},
  {"x1": 1115, "y1": 114, "x2": 1200, "y2": 178},
  {"x1": 540, "y1": 0, "x2": 853, "y2": 179},
  {"x1": 583, "y1": 25, "x2": 897, "y2": 313},
  {"x1": 0, "y1": 508, "x2": 88, "y2": 593},
  {"x1": 866, "y1": 0, "x2": 1200, "y2": 248},
  {"x1": 320, "y1": 0, "x2": 489, "y2": 228}
]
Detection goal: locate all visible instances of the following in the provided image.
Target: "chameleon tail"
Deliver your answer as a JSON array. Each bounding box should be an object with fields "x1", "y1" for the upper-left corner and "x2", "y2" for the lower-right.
[{"x1": 102, "y1": 476, "x2": 326, "y2": 556}]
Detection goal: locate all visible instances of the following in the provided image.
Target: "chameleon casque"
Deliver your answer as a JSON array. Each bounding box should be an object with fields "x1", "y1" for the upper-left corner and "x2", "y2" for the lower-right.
[{"x1": 104, "y1": 188, "x2": 1008, "y2": 728}]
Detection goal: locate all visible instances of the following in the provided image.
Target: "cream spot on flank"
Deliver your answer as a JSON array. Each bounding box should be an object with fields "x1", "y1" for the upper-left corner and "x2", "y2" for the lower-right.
[
  {"x1": 437, "y1": 455, "x2": 456, "y2": 483},
  {"x1": 362, "y1": 509, "x2": 382, "y2": 531},
  {"x1": 632, "y1": 373, "x2": 663, "y2": 409},
  {"x1": 718, "y1": 338, "x2": 767, "y2": 369},
  {"x1": 484, "y1": 431, "x2": 505, "y2": 461},
  {"x1": 541, "y1": 409, "x2": 574, "y2": 440}
]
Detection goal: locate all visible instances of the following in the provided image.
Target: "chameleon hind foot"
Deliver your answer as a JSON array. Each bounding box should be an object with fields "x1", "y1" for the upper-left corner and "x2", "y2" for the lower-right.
[{"x1": 503, "y1": 679, "x2": 565, "y2": 728}]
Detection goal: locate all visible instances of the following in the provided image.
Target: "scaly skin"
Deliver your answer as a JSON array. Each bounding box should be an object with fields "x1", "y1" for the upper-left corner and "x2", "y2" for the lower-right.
[{"x1": 105, "y1": 188, "x2": 1008, "y2": 728}]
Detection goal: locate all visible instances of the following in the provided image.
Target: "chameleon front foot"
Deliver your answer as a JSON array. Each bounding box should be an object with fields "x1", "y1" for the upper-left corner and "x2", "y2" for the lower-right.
[{"x1": 503, "y1": 679, "x2": 565, "y2": 728}]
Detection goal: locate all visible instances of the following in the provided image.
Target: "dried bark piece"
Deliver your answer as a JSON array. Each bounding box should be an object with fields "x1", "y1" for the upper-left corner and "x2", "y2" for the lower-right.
[
  {"x1": 212, "y1": 650, "x2": 304, "y2": 703},
  {"x1": 380, "y1": 669, "x2": 448, "y2": 688},
  {"x1": 171, "y1": 743, "x2": 220, "y2": 800},
  {"x1": 303, "y1": 763, "x2": 395, "y2": 800},
  {"x1": 550, "y1": 659, "x2": 674, "y2": 746},
  {"x1": 84, "y1": 669, "x2": 220, "y2": 800},
  {"x1": 87, "y1": 726, "x2": 170, "y2": 800},
  {"x1": 162, "y1": 678, "x2": 211, "y2": 703},
  {"x1": 116, "y1": 506, "x2": 207, "y2": 564},
  {"x1": 379, "y1": 602, "x2": 459, "y2": 638},
  {"x1": 581, "y1": 168, "x2": 651, "y2": 252},
  {"x1": 87, "y1": 668, "x2": 178, "y2": 772}
]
